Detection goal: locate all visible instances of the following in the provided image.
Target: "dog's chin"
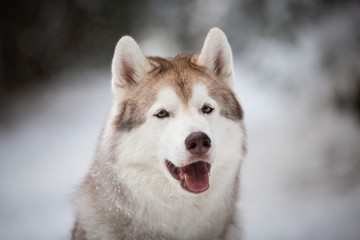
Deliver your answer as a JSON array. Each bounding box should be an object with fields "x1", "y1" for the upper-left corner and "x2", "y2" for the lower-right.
[{"x1": 165, "y1": 160, "x2": 211, "y2": 194}]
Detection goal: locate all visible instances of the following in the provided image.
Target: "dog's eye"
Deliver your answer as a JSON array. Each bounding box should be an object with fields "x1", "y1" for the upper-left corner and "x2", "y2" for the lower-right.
[
  {"x1": 202, "y1": 104, "x2": 213, "y2": 114},
  {"x1": 154, "y1": 109, "x2": 169, "y2": 118}
]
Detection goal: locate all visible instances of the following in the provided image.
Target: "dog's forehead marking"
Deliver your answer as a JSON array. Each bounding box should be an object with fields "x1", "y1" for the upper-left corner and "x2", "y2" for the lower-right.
[
  {"x1": 147, "y1": 56, "x2": 243, "y2": 121},
  {"x1": 154, "y1": 83, "x2": 210, "y2": 111},
  {"x1": 154, "y1": 87, "x2": 180, "y2": 109},
  {"x1": 147, "y1": 54, "x2": 210, "y2": 104},
  {"x1": 115, "y1": 54, "x2": 243, "y2": 132}
]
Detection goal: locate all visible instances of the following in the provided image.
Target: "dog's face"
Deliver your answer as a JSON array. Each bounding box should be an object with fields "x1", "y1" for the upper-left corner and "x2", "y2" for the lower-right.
[{"x1": 109, "y1": 28, "x2": 246, "y2": 195}]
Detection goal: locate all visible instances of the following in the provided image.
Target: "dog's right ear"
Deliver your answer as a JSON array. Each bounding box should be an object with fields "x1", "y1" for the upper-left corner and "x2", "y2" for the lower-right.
[
  {"x1": 197, "y1": 28, "x2": 234, "y2": 87},
  {"x1": 111, "y1": 36, "x2": 151, "y2": 97}
]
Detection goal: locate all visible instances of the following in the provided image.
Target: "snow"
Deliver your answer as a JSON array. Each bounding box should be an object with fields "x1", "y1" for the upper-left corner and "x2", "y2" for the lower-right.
[
  {"x1": 235, "y1": 29, "x2": 360, "y2": 240},
  {"x1": 0, "y1": 69, "x2": 111, "y2": 240}
]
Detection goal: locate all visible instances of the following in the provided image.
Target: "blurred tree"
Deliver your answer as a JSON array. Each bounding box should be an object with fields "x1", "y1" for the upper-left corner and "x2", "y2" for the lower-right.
[
  {"x1": 0, "y1": 0, "x2": 146, "y2": 106},
  {"x1": 1, "y1": 0, "x2": 74, "y2": 99},
  {"x1": 1, "y1": 0, "x2": 359, "y2": 120}
]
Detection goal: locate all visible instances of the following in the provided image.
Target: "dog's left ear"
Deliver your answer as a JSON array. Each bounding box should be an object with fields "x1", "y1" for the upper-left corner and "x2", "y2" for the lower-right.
[
  {"x1": 111, "y1": 36, "x2": 151, "y2": 98},
  {"x1": 197, "y1": 28, "x2": 234, "y2": 87}
]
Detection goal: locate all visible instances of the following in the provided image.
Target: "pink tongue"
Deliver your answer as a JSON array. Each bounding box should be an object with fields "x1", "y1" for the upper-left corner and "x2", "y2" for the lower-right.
[{"x1": 182, "y1": 162, "x2": 209, "y2": 191}]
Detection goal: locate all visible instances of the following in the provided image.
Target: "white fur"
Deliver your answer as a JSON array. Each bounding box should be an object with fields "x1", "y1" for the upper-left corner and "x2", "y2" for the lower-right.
[
  {"x1": 108, "y1": 84, "x2": 245, "y2": 239},
  {"x1": 73, "y1": 28, "x2": 245, "y2": 240}
]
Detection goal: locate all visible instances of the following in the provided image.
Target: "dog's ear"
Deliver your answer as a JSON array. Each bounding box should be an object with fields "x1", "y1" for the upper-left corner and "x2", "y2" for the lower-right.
[
  {"x1": 197, "y1": 28, "x2": 234, "y2": 87},
  {"x1": 111, "y1": 36, "x2": 151, "y2": 96}
]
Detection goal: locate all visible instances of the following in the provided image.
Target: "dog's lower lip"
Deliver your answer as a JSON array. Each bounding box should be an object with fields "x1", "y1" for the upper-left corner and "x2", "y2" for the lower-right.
[
  {"x1": 165, "y1": 160, "x2": 211, "y2": 194},
  {"x1": 165, "y1": 160, "x2": 181, "y2": 181}
]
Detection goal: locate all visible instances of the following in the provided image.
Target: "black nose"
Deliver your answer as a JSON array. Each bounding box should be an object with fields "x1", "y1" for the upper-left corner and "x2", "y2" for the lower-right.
[{"x1": 185, "y1": 132, "x2": 211, "y2": 155}]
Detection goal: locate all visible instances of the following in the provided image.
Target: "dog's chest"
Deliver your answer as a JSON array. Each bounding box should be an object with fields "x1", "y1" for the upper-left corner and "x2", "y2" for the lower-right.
[{"x1": 125, "y1": 189, "x2": 229, "y2": 239}]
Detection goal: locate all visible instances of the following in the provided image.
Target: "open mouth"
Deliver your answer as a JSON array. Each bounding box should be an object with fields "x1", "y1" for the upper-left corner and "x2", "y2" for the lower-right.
[{"x1": 165, "y1": 160, "x2": 211, "y2": 194}]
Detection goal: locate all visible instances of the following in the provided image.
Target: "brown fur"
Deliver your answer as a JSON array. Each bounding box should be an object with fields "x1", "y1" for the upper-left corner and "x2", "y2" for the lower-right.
[
  {"x1": 72, "y1": 29, "x2": 246, "y2": 239},
  {"x1": 114, "y1": 54, "x2": 243, "y2": 132}
]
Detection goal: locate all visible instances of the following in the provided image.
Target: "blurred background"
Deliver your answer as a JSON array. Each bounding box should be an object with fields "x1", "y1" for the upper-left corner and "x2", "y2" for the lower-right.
[{"x1": 1, "y1": 0, "x2": 360, "y2": 239}]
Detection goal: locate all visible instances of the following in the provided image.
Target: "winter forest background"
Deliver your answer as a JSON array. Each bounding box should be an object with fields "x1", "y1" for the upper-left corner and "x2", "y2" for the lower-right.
[{"x1": 1, "y1": 0, "x2": 360, "y2": 239}]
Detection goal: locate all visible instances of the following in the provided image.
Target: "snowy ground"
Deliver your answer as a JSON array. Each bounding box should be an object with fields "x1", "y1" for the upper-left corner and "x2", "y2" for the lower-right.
[{"x1": 1, "y1": 45, "x2": 360, "y2": 239}]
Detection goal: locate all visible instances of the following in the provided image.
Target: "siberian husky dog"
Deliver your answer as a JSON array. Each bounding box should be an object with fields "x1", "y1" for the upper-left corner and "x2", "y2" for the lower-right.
[{"x1": 72, "y1": 28, "x2": 246, "y2": 240}]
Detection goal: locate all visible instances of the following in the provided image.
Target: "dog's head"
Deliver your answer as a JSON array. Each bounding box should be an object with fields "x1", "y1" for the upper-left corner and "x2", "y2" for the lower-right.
[{"x1": 108, "y1": 28, "x2": 246, "y2": 195}]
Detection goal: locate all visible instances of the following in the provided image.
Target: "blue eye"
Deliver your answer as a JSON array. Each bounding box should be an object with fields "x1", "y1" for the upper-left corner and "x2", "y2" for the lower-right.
[
  {"x1": 202, "y1": 104, "x2": 213, "y2": 114},
  {"x1": 155, "y1": 109, "x2": 169, "y2": 118}
]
